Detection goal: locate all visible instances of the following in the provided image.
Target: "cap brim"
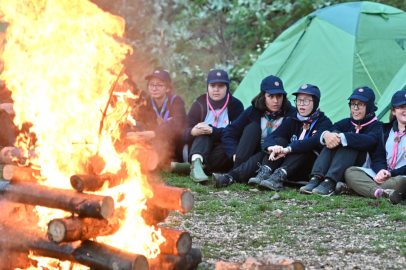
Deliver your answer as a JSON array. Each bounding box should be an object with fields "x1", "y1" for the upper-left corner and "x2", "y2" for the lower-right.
[
  {"x1": 208, "y1": 79, "x2": 229, "y2": 84},
  {"x1": 145, "y1": 74, "x2": 170, "y2": 83},
  {"x1": 348, "y1": 94, "x2": 369, "y2": 102},
  {"x1": 263, "y1": 89, "x2": 287, "y2": 95},
  {"x1": 292, "y1": 90, "x2": 315, "y2": 96},
  {"x1": 392, "y1": 101, "x2": 406, "y2": 106}
]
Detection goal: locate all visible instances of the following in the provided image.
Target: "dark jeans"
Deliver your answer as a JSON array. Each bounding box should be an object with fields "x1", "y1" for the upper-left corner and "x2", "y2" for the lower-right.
[
  {"x1": 233, "y1": 123, "x2": 262, "y2": 169},
  {"x1": 189, "y1": 135, "x2": 233, "y2": 173},
  {"x1": 311, "y1": 146, "x2": 367, "y2": 183}
]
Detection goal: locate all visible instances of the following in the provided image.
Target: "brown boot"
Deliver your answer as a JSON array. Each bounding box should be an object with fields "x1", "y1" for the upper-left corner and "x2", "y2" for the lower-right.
[{"x1": 334, "y1": 182, "x2": 360, "y2": 196}]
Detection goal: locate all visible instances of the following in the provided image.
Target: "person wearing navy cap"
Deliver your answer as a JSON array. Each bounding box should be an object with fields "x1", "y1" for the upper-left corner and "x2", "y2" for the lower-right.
[
  {"x1": 172, "y1": 69, "x2": 244, "y2": 183},
  {"x1": 343, "y1": 90, "x2": 406, "y2": 204},
  {"x1": 128, "y1": 69, "x2": 186, "y2": 168},
  {"x1": 301, "y1": 86, "x2": 382, "y2": 196},
  {"x1": 211, "y1": 75, "x2": 297, "y2": 188}
]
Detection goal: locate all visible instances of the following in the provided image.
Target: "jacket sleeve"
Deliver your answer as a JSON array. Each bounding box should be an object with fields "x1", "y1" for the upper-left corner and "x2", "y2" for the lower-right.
[
  {"x1": 222, "y1": 109, "x2": 251, "y2": 159},
  {"x1": 263, "y1": 118, "x2": 294, "y2": 150},
  {"x1": 289, "y1": 117, "x2": 333, "y2": 153},
  {"x1": 371, "y1": 129, "x2": 388, "y2": 174},
  {"x1": 342, "y1": 122, "x2": 382, "y2": 152},
  {"x1": 329, "y1": 119, "x2": 346, "y2": 133},
  {"x1": 154, "y1": 96, "x2": 186, "y2": 138},
  {"x1": 181, "y1": 102, "x2": 202, "y2": 143},
  {"x1": 211, "y1": 98, "x2": 245, "y2": 142}
]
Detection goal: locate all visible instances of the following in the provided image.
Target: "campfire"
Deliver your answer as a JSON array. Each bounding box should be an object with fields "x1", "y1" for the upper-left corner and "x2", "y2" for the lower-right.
[{"x1": 0, "y1": 0, "x2": 200, "y2": 269}]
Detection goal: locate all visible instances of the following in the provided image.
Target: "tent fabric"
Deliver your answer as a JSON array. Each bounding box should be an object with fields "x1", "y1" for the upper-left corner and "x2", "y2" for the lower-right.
[{"x1": 234, "y1": 1, "x2": 406, "y2": 123}]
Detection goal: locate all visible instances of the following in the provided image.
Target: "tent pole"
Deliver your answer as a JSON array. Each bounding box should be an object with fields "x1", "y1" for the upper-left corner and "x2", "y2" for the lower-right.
[{"x1": 356, "y1": 53, "x2": 382, "y2": 98}]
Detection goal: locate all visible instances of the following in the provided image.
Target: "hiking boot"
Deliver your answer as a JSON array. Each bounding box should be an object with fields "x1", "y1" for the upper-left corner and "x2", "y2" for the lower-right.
[
  {"x1": 312, "y1": 178, "x2": 336, "y2": 196},
  {"x1": 377, "y1": 189, "x2": 402, "y2": 204},
  {"x1": 300, "y1": 176, "x2": 323, "y2": 194},
  {"x1": 190, "y1": 159, "x2": 209, "y2": 183},
  {"x1": 248, "y1": 163, "x2": 272, "y2": 186},
  {"x1": 259, "y1": 168, "x2": 287, "y2": 191},
  {"x1": 212, "y1": 173, "x2": 234, "y2": 188},
  {"x1": 171, "y1": 162, "x2": 191, "y2": 174},
  {"x1": 335, "y1": 182, "x2": 359, "y2": 196}
]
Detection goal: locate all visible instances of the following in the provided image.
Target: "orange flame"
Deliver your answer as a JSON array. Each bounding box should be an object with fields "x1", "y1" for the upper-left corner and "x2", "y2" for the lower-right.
[{"x1": 0, "y1": 0, "x2": 165, "y2": 269}]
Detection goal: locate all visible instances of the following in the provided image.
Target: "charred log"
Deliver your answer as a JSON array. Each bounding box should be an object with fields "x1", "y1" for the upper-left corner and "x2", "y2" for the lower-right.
[
  {"x1": 3, "y1": 164, "x2": 43, "y2": 182},
  {"x1": 148, "y1": 248, "x2": 202, "y2": 270},
  {"x1": 70, "y1": 173, "x2": 122, "y2": 192},
  {"x1": 141, "y1": 202, "x2": 169, "y2": 226},
  {"x1": 0, "y1": 146, "x2": 36, "y2": 166},
  {"x1": 0, "y1": 180, "x2": 114, "y2": 219},
  {"x1": 150, "y1": 184, "x2": 194, "y2": 213},
  {"x1": 158, "y1": 227, "x2": 192, "y2": 257}
]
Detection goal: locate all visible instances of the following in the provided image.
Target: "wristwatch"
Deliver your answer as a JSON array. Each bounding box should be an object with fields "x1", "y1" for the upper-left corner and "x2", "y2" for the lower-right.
[{"x1": 286, "y1": 146, "x2": 292, "y2": 153}]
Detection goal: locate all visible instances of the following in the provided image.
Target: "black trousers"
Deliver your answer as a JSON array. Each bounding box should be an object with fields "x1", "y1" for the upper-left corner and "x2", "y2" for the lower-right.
[
  {"x1": 233, "y1": 123, "x2": 263, "y2": 169},
  {"x1": 189, "y1": 135, "x2": 233, "y2": 173},
  {"x1": 311, "y1": 146, "x2": 367, "y2": 183}
]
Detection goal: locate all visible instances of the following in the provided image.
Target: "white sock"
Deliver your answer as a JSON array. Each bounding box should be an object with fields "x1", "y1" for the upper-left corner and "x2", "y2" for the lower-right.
[
  {"x1": 281, "y1": 168, "x2": 287, "y2": 176},
  {"x1": 191, "y1": 154, "x2": 203, "y2": 162}
]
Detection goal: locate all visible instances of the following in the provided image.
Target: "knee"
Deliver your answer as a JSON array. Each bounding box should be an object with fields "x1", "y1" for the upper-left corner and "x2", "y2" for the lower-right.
[
  {"x1": 344, "y1": 166, "x2": 358, "y2": 184},
  {"x1": 245, "y1": 122, "x2": 261, "y2": 133}
]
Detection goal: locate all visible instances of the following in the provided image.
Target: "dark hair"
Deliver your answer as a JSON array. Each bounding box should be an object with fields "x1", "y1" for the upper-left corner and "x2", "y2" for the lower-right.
[
  {"x1": 389, "y1": 106, "x2": 396, "y2": 122},
  {"x1": 251, "y1": 92, "x2": 290, "y2": 113}
]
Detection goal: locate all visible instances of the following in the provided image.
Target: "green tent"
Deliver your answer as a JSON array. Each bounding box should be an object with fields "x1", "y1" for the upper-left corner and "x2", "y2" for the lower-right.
[{"x1": 234, "y1": 1, "x2": 406, "y2": 122}]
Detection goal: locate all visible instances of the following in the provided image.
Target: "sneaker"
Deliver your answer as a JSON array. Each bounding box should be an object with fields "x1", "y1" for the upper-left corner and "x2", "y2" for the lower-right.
[
  {"x1": 334, "y1": 182, "x2": 359, "y2": 196},
  {"x1": 300, "y1": 176, "x2": 323, "y2": 194},
  {"x1": 312, "y1": 178, "x2": 336, "y2": 196},
  {"x1": 377, "y1": 189, "x2": 402, "y2": 204},
  {"x1": 248, "y1": 163, "x2": 272, "y2": 186},
  {"x1": 190, "y1": 159, "x2": 209, "y2": 183},
  {"x1": 212, "y1": 173, "x2": 234, "y2": 188},
  {"x1": 259, "y1": 168, "x2": 286, "y2": 191},
  {"x1": 171, "y1": 162, "x2": 191, "y2": 174}
]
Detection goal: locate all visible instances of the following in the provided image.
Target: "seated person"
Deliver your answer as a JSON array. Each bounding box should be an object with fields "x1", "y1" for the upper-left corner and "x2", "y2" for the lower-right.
[
  {"x1": 211, "y1": 75, "x2": 296, "y2": 188},
  {"x1": 300, "y1": 87, "x2": 382, "y2": 196},
  {"x1": 177, "y1": 69, "x2": 244, "y2": 183},
  {"x1": 343, "y1": 90, "x2": 406, "y2": 204}
]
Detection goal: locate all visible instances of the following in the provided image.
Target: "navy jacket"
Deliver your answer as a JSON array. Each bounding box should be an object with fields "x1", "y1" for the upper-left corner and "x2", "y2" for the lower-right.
[
  {"x1": 136, "y1": 94, "x2": 186, "y2": 138},
  {"x1": 263, "y1": 111, "x2": 332, "y2": 153},
  {"x1": 371, "y1": 120, "x2": 406, "y2": 176},
  {"x1": 181, "y1": 94, "x2": 244, "y2": 143},
  {"x1": 327, "y1": 117, "x2": 382, "y2": 152},
  {"x1": 222, "y1": 102, "x2": 296, "y2": 159}
]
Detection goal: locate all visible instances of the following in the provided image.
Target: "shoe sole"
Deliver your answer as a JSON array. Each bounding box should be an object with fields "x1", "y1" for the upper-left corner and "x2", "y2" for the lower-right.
[
  {"x1": 259, "y1": 181, "x2": 282, "y2": 191},
  {"x1": 248, "y1": 179, "x2": 261, "y2": 186},
  {"x1": 312, "y1": 190, "x2": 334, "y2": 197},
  {"x1": 300, "y1": 188, "x2": 313, "y2": 195},
  {"x1": 190, "y1": 175, "x2": 209, "y2": 184},
  {"x1": 390, "y1": 191, "x2": 402, "y2": 204}
]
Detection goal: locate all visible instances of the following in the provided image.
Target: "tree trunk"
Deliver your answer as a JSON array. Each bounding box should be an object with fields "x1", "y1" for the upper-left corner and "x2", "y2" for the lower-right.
[{"x1": 0, "y1": 180, "x2": 115, "y2": 219}]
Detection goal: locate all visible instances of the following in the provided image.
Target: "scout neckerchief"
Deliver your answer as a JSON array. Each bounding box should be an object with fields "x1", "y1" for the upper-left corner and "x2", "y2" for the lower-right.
[
  {"x1": 151, "y1": 95, "x2": 169, "y2": 125},
  {"x1": 207, "y1": 93, "x2": 230, "y2": 127},
  {"x1": 264, "y1": 109, "x2": 284, "y2": 135},
  {"x1": 297, "y1": 108, "x2": 320, "y2": 140},
  {"x1": 388, "y1": 122, "x2": 406, "y2": 170},
  {"x1": 350, "y1": 112, "x2": 377, "y2": 133}
]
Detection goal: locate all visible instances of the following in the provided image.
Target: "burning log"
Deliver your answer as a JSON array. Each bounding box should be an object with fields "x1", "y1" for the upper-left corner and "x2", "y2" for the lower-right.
[
  {"x1": 0, "y1": 251, "x2": 37, "y2": 270},
  {"x1": 158, "y1": 227, "x2": 192, "y2": 257},
  {"x1": 141, "y1": 202, "x2": 169, "y2": 226},
  {"x1": 148, "y1": 248, "x2": 202, "y2": 270},
  {"x1": 0, "y1": 227, "x2": 149, "y2": 270},
  {"x1": 47, "y1": 214, "x2": 121, "y2": 243},
  {"x1": 70, "y1": 173, "x2": 122, "y2": 192},
  {"x1": 0, "y1": 146, "x2": 36, "y2": 165},
  {"x1": 0, "y1": 180, "x2": 114, "y2": 219},
  {"x1": 150, "y1": 184, "x2": 194, "y2": 213},
  {"x1": 2, "y1": 164, "x2": 43, "y2": 182}
]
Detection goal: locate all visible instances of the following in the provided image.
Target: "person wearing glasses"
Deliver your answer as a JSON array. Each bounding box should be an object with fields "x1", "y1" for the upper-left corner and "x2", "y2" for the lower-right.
[
  {"x1": 251, "y1": 84, "x2": 333, "y2": 191},
  {"x1": 300, "y1": 87, "x2": 381, "y2": 196},
  {"x1": 211, "y1": 75, "x2": 297, "y2": 188},
  {"x1": 342, "y1": 91, "x2": 406, "y2": 204},
  {"x1": 175, "y1": 69, "x2": 244, "y2": 183},
  {"x1": 128, "y1": 69, "x2": 186, "y2": 168}
]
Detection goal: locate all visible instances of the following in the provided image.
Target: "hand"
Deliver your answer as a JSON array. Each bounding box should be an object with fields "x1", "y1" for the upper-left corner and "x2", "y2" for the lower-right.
[
  {"x1": 373, "y1": 169, "x2": 391, "y2": 184},
  {"x1": 190, "y1": 122, "x2": 212, "y2": 136},
  {"x1": 267, "y1": 145, "x2": 286, "y2": 161},
  {"x1": 323, "y1": 132, "x2": 341, "y2": 149}
]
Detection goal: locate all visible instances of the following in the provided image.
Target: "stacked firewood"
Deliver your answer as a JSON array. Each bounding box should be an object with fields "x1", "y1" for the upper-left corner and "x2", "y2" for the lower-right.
[{"x1": 0, "y1": 147, "x2": 201, "y2": 270}]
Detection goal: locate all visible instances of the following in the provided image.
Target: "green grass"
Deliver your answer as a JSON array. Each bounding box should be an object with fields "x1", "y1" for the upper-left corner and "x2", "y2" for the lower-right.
[{"x1": 159, "y1": 170, "x2": 406, "y2": 268}]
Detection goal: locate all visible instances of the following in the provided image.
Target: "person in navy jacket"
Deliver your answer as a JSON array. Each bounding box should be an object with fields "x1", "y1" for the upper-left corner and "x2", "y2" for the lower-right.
[
  {"x1": 254, "y1": 84, "x2": 333, "y2": 191},
  {"x1": 211, "y1": 75, "x2": 296, "y2": 188},
  {"x1": 343, "y1": 91, "x2": 406, "y2": 204},
  {"x1": 176, "y1": 69, "x2": 244, "y2": 183},
  {"x1": 301, "y1": 87, "x2": 382, "y2": 196}
]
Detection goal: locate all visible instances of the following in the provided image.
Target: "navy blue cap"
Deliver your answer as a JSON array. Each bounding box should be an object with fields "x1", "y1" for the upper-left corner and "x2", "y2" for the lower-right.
[
  {"x1": 292, "y1": 84, "x2": 321, "y2": 100},
  {"x1": 207, "y1": 69, "x2": 229, "y2": 84},
  {"x1": 391, "y1": 90, "x2": 406, "y2": 106},
  {"x1": 145, "y1": 69, "x2": 171, "y2": 83},
  {"x1": 260, "y1": 75, "x2": 286, "y2": 95},
  {"x1": 348, "y1": 87, "x2": 375, "y2": 102}
]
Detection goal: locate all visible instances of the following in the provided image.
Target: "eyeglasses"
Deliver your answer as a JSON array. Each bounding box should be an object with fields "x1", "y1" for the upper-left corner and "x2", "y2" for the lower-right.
[
  {"x1": 294, "y1": 99, "x2": 313, "y2": 106},
  {"x1": 148, "y1": 83, "x2": 166, "y2": 90},
  {"x1": 349, "y1": 102, "x2": 366, "y2": 109}
]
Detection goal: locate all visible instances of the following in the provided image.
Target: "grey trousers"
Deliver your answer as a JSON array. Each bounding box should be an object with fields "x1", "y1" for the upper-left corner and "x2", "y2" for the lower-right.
[{"x1": 344, "y1": 167, "x2": 406, "y2": 199}]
